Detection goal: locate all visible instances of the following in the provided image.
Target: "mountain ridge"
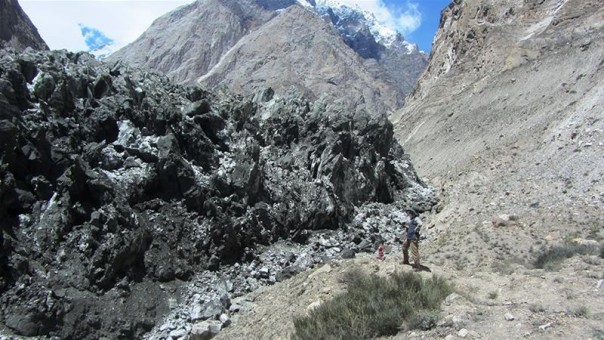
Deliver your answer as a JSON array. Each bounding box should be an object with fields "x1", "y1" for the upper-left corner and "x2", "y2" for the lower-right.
[
  {"x1": 196, "y1": 5, "x2": 400, "y2": 114},
  {"x1": 107, "y1": 0, "x2": 427, "y2": 114}
]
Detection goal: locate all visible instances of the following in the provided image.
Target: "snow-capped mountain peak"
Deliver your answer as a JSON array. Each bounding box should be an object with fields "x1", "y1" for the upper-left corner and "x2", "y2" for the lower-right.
[{"x1": 295, "y1": 0, "x2": 412, "y2": 50}]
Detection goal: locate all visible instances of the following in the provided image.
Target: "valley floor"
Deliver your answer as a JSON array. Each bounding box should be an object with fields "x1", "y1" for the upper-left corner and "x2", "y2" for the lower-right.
[{"x1": 215, "y1": 248, "x2": 604, "y2": 339}]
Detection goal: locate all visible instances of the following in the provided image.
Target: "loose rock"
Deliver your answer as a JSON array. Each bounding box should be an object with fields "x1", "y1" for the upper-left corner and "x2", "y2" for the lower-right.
[
  {"x1": 458, "y1": 328, "x2": 469, "y2": 337},
  {"x1": 0, "y1": 48, "x2": 434, "y2": 339}
]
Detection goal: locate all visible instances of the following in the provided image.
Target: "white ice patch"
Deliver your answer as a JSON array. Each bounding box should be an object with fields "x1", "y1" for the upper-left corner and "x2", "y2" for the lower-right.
[
  {"x1": 27, "y1": 70, "x2": 44, "y2": 92},
  {"x1": 183, "y1": 157, "x2": 211, "y2": 188},
  {"x1": 115, "y1": 120, "x2": 159, "y2": 156},
  {"x1": 116, "y1": 120, "x2": 139, "y2": 146},
  {"x1": 102, "y1": 165, "x2": 149, "y2": 193},
  {"x1": 217, "y1": 160, "x2": 235, "y2": 177},
  {"x1": 259, "y1": 99, "x2": 280, "y2": 121},
  {"x1": 38, "y1": 192, "x2": 58, "y2": 230},
  {"x1": 139, "y1": 135, "x2": 160, "y2": 154},
  {"x1": 18, "y1": 214, "x2": 31, "y2": 225}
]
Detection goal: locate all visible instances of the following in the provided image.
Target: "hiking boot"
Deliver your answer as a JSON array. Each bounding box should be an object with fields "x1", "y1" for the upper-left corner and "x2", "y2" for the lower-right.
[{"x1": 402, "y1": 260, "x2": 410, "y2": 265}]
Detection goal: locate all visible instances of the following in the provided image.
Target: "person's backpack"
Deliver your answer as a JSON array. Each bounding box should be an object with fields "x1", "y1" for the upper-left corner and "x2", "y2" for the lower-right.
[{"x1": 407, "y1": 218, "x2": 420, "y2": 239}]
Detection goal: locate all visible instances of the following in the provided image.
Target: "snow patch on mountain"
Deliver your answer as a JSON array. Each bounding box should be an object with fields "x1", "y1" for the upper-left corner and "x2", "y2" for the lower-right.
[
  {"x1": 90, "y1": 43, "x2": 119, "y2": 60},
  {"x1": 296, "y1": 0, "x2": 413, "y2": 50}
]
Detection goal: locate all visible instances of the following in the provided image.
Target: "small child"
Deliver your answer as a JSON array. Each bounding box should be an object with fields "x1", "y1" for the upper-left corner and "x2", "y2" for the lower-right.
[{"x1": 376, "y1": 243, "x2": 385, "y2": 260}]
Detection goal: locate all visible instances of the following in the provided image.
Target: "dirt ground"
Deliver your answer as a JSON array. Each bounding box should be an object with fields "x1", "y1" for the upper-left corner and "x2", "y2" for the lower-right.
[{"x1": 215, "y1": 246, "x2": 603, "y2": 339}]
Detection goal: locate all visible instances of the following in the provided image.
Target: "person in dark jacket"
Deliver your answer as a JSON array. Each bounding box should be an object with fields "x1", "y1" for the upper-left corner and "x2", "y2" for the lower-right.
[{"x1": 402, "y1": 210, "x2": 422, "y2": 270}]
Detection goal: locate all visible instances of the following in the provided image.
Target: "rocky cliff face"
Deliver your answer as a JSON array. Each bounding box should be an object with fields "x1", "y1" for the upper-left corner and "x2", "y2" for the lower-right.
[
  {"x1": 392, "y1": 0, "x2": 603, "y2": 267},
  {"x1": 0, "y1": 48, "x2": 434, "y2": 338},
  {"x1": 107, "y1": 0, "x2": 427, "y2": 114},
  {"x1": 197, "y1": 6, "x2": 400, "y2": 115},
  {"x1": 0, "y1": 0, "x2": 48, "y2": 51},
  {"x1": 107, "y1": 0, "x2": 276, "y2": 85},
  {"x1": 311, "y1": 2, "x2": 427, "y2": 105}
]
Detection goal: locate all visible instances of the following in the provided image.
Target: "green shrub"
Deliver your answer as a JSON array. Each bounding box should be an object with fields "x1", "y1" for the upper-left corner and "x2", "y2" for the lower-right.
[
  {"x1": 534, "y1": 244, "x2": 600, "y2": 270},
  {"x1": 569, "y1": 305, "x2": 589, "y2": 317},
  {"x1": 528, "y1": 304, "x2": 546, "y2": 313},
  {"x1": 490, "y1": 260, "x2": 517, "y2": 275},
  {"x1": 293, "y1": 270, "x2": 452, "y2": 340}
]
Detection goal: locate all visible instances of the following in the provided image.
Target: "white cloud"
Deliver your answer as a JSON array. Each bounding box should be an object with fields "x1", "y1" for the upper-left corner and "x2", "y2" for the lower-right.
[
  {"x1": 20, "y1": 0, "x2": 192, "y2": 52},
  {"x1": 395, "y1": 2, "x2": 422, "y2": 35}
]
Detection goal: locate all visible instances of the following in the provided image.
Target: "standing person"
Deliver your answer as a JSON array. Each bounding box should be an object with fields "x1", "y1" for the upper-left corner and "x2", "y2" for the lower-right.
[{"x1": 402, "y1": 210, "x2": 422, "y2": 270}]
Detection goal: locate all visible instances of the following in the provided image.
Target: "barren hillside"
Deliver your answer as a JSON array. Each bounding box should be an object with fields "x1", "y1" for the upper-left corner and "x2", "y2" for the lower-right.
[{"x1": 390, "y1": 0, "x2": 603, "y2": 266}]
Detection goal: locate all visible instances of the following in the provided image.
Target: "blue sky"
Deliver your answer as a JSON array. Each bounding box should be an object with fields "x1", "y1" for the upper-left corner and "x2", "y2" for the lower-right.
[
  {"x1": 329, "y1": 0, "x2": 451, "y2": 52},
  {"x1": 20, "y1": 0, "x2": 451, "y2": 54},
  {"x1": 20, "y1": 0, "x2": 191, "y2": 53},
  {"x1": 79, "y1": 25, "x2": 114, "y2": 51},
  {"x1": 387, "y1": 0, "x2": 452, "y2": 52}
]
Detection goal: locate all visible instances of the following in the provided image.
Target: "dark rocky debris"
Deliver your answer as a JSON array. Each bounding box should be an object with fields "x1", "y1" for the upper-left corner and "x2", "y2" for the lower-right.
[{"x1": 0, "y1": 48, "x2": 435, "y2": 339}]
